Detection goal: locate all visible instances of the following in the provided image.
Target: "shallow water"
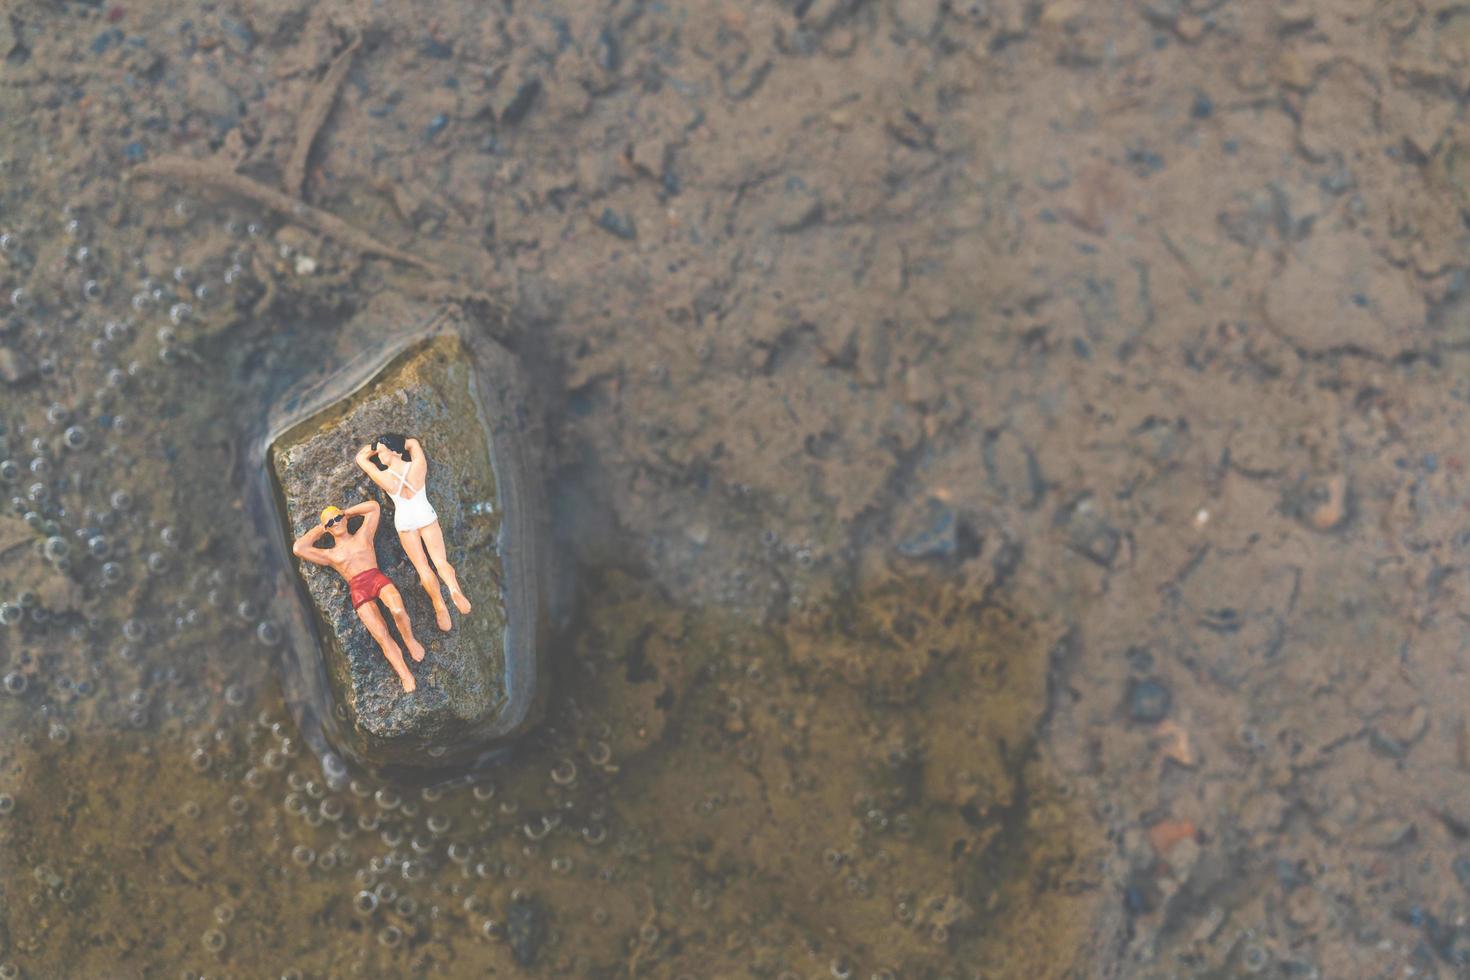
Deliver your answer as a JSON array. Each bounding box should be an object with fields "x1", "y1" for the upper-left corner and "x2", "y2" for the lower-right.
[{"x1": 7, "y1": 1, "x2": 1470, "y2": 978}]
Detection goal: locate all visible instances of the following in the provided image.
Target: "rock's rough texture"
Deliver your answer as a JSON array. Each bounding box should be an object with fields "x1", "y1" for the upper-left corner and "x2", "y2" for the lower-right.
[{"x1": 269, "y1": 331, "x2": 547, "y2": 769}]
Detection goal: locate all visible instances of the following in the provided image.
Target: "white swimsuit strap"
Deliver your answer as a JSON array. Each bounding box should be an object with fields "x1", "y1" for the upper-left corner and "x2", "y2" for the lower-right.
[{"x1": 391, "y1": 464, "x2": 419, "y2": 498}]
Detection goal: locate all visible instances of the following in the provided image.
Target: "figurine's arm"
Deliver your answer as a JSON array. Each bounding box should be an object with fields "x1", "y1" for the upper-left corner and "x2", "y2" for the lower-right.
[
  {"x1": 354, "y1": 445, "x2": 392, "y2": 491},
  {"x1": 290, "y1": 524, "x2": 333, "y2": 566},
  {"x1": 354, "y1": 444, "x2": 376, "y2": 473},
  {"x1": 406, "y1": 438, "x2": 426, "y2": 472},
  {"x1": 344, "y1": 498, "x2": 381, "y2": 534}
]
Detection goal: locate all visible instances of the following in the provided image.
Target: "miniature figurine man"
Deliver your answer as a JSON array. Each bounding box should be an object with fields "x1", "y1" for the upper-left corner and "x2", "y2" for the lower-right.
[{"x1": 291, "y1": 499, "x2": 426, "y2": 693}]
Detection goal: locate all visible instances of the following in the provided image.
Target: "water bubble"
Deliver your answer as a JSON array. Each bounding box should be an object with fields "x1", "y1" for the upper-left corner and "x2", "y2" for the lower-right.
[
  {"x1": 190, "y1": 749, "x2": 211, "y2": 772},
  {"x1": 256, "y1": 621, "x2": 281, "y2": 646},
  {"x1": 3, "y1": 672, "x2": 28, "y2": 695},
  {"x1": 10, "y1": 288, "x2": 31, "y2": 311},
  {"x1": 378, "y1": 925, "x2": 403, "y2": 948},
  {"x1": 224, "y1": 684, "x2": 246, "y2": 707},
  {"x1": 181, "y1": 800, "x2": 201, "y2": 819},
  {"x1": 472, "y1": 782, "x2": 496, "y2": 801},
  {"x1": 27, "y1": 483, "x2": 48, "y2": 504},
  {"x1": 374, "y1": 788, "x2": 401, "y2": 810},
  {"x1": 1240, "y1": 943, "x2": 1270, "y2": 973},
  {"x1": 214, "y1": 903, "x2": 235, "y2": 925},
  {"x1": 426, "y1": 814, "x2": 451, "y2": 835},
  {"x1": 447, "y1": 842, "x2": 472, "y2": 864},
  {"x1": 551, "y1": 855, "x2": 573, "y2": 875},
  {"x1": 110, "y1": 489, "x2": 132, "y2": 511},
  {"x1": 48, "y1": 723, "x2": 70, "y2": 745},
  {"x1": 0, "y1": 460, "x2": 16, "y2": 483},
  {"x1": 42, "y1": 536, "x2": 69, "y2": 563},
  {"x1": 353, "y1": 890, "x2": 379, "y2": 916},
  {"x1": 122, "y1": 619, "x2": 145, "y2": 641},
  {"x1": 320, "y1": 797, "x2": 344, "y2": 821},
  {"x1": 551, "y1": 758, "x2": 578, "y2": 785},
  {"x1": 0, "y1": 232, "x2": 17, "y2": 253},
  {"x1": 83, "y1": 279, "x2": 103, "y2": 302},
  {"x1": 394, "y1": 895, "x2": 418, "y2": 916},
  {"x1": 581, "y1": 823, "x2": 607, "y2": 846},
  {"x1": 169, "y1": 303, "x2": 192, "y2": 326},
  {"x1": 228, "y1": 795, "x2": 248, "y2": 816},
  {"x1": 291, "y1": 845, "x2": 315, "y2": 868},
  {"x1": 202, "y1": 928, "x2": 226, "y2": 953},
  {"x1": 0, "y1": 604, "x2": 21, "y2": 627},
  {"x1": 146, "y1": 552, "x2": 168, "y2": 574},
  {"x1": 0, "y1": 794, "x2": 14, "y2": 815},
  {"x1": 87, "y1": 536, "x2": 110, "y2": 558}
]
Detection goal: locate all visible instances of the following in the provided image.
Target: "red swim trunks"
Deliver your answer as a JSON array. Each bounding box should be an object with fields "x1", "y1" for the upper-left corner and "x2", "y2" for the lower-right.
[{"x1": 348, "y1": 567, "x2": 393, "y2": 609}]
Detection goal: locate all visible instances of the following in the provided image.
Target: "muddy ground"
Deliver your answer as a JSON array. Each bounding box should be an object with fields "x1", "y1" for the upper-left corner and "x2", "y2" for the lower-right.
[{"x1": 3, "y1": 0, "x2": 1470, "y2": 977}]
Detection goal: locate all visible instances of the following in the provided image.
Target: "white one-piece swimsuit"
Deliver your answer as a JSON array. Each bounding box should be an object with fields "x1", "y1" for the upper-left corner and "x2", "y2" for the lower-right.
[{"x1": 387, "y1": 464, "x2": 438, "y2": 532}]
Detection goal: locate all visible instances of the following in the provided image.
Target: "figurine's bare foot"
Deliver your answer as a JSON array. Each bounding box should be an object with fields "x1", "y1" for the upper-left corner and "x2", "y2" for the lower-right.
[
  {"x1": 400, "y1": 672, "x2": 416, "y2": 693},
  {"x1": 449, "y1": 587, "x2": 471, "y2": 616},
  {"x1": 432, "y1": 601, "x2": 452, "y2": 632},
  {"x1": 406, "y1": 636, "x2": 426, "y2": 663}
]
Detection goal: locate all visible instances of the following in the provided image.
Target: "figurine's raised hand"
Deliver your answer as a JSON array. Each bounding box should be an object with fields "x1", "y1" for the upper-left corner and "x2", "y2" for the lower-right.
[{"x1": 354, "y1": 443, "x2": 378, "y2": 474}]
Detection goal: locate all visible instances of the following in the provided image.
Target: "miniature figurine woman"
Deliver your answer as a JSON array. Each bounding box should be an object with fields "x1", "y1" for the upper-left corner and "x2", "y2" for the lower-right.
[{"x1": 356, "y1": 434, "x2": 472, "y2": 631}]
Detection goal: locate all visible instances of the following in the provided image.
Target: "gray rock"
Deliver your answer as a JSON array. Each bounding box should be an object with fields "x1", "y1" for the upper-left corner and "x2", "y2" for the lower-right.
[
  {"x1": 186, "y1": 69, "x2": 243, "y2": 132},
  {"x1": 893, "y1": 497, "x2": 960, "y2": 560},
  {"x1": 1126, "y1": 678, "x2": 1171, "y2": 723},
  {"x1": 486, "y1": 64, "x2": 540, "y2": 126},
  {"x1": 506, "y1": 896, "x2": 547, "y2": 966},
  {"x1": 268, "y1": 329, "x2": 549, "y2": 770}
]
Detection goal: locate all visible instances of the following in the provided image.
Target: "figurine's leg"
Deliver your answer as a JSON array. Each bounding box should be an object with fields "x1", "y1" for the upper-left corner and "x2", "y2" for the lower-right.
[
  {"x1": 355, "y1": 601, "x2": 415, "y2": 692},
  {"x1": 420, "y1": 520, "x2": 471, "y2": 615},
  {"x1": 378, "y1": 584, "x2": 426, "y2": 663},
  {"x1": 399, "y1": 529, "x2": 451, "y2": 631}
]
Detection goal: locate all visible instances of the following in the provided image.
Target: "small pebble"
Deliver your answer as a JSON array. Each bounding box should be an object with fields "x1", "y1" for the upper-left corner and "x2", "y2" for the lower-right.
[
  {"x1": 1127, "y1": 677, "x2": 1172, "y2": 723},
  {"x1": 597, "y1": 209, "x2": 637, "y2": 240}
]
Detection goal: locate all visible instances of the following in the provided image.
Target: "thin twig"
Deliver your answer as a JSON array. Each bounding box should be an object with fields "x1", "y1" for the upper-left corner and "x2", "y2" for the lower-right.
[
  {"x1": 283, "y1": 33, "x2": 361, "y2": 198},
  {"x1": 131, "y1": 156, "x2": 440, "y2": 273}
]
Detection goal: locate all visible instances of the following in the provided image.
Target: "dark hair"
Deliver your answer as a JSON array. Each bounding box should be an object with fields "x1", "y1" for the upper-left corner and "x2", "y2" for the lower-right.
[{"x1": 372, "y1": 433, "x2": 411, "y2": 470}]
